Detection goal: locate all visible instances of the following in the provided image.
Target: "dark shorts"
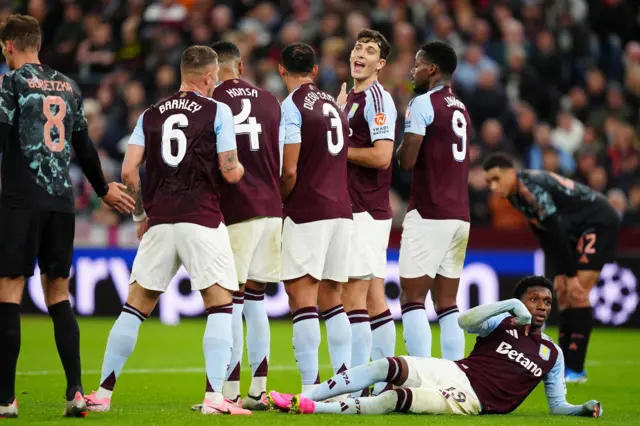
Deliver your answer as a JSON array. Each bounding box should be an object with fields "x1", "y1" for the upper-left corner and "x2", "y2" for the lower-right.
[
  {"x1": 0, "y1": 206, "x2": 75, "y2": 279},
  {"x1": 574, "y1": 222, "x2": 620, "y2": 271}
]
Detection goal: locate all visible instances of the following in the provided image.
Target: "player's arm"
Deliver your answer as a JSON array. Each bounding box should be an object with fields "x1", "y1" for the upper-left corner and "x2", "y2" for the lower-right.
[
  {"x1": 458, "y1": 299, "x2": 531, "y2": 337},
  {"x1": 215, "y1": 102, "x2": 244, "y2": 184},
  {"x1": 348, "y1": 91, "x2": 396, "y2": 170},
  {"x1": 522, "y1": 182, "x2": 577, "y2": 278},
  {"x1": 544, "y1": 349, "x2": 603, "y2": 417},
  {"x1": 0, "y1": 73, "x2": 17, "y2": 153},
  {"x1": 121, "y1": 111, "x2": 148, "y2": 221},
  {"x1": 397, "y1": 94, "x2": 433, "y2": 170},
  {"x1": 280, "y1": 98, "x2": 302, "y2": 200}
]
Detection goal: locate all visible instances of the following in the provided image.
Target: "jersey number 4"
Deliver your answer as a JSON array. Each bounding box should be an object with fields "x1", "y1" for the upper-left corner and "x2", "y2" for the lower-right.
[
  {"x1": 43, "y1": 96, "x2": 67, "y2": 152},
  {"x1": 451, "y1": 110, "x2": 467, "y2": 162},
  {"x1": 234, "y1": 99, "x2": 262, "y2": 151}
]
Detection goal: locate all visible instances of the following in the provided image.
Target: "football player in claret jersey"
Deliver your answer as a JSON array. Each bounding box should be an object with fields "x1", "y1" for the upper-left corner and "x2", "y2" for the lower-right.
[
  {"x1": 269, "y1": 276, "x2": 603, "y2": 418},
  {"x1": 0, "y1": 15, "x2": 135, "y2": 419},
  {"x1": 209, "y1": 40, "x2": 282, "y2": 409},
  {"x1": 335, "y1": 29, "x2": 397, "y2": 396},
  {"x1": 396, "y1": 41, "x2": 471, "y2": 362},
  {"x1": 278, "y1": 43, "x2": 353, "y2": 392},
  {"x1": 483, "y1": 153, "x2": 621, "y2": 383},
  {"x1": 84, "y1": 46, "x2": 251, "y2": 415}
]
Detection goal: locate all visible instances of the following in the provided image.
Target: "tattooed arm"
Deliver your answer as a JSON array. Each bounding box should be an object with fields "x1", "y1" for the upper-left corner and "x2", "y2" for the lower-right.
[
  {"x1": 121, "y1": 144, "x2": 147, "y2": 221},
  {"x1": 218, "y1": 149, "x2": 244, "y2": 184}
]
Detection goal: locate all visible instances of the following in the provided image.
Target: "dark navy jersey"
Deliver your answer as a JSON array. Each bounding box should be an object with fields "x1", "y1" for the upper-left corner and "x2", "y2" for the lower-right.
[
  {"x1": 508, "y1": 170, "x2": 619, "y2": 238},
  {"x1": 0, "y1": 63, "x2": 86, "y2": 212}
]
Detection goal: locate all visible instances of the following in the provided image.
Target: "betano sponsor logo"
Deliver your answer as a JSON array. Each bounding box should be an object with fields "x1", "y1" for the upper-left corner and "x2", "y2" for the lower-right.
[{"x1": 495, "y1": 342, "x2": 543, "y2": 377}]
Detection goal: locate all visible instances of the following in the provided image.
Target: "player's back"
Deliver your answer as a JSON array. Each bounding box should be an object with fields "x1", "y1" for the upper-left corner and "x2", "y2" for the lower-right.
[
  {"x1": 282, "y1": 83, "x2": 351, "y2": 223},
  {"x1": 0, "y1": 63, "x2": 85, "y2": 212},
  {"x1": 406, "y1": 85, "x2": 471, "y2": 221},
  {"x1": 141, "y1": 91, "x2": 225, "y2": 228},
  {"x1": 456, "y1": 315, "x2": 560, "y2": 414},
  {"x1": 213, "y1": 79, "x2": 282, "y2": 225}
]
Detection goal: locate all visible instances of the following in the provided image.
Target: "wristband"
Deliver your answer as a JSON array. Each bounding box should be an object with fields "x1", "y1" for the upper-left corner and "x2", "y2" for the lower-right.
[{"x1": 133, "y1": 212, "x2": 148, "y2": 222}]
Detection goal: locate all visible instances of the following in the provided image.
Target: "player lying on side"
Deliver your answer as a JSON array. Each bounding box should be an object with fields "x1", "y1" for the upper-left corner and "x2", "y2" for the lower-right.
[
  {"x1": 483, "y1": 153, "x2": 621, "y2": 383},
  {"x1": 269, "y1": 276, "x2": 602, "y2": 418}
]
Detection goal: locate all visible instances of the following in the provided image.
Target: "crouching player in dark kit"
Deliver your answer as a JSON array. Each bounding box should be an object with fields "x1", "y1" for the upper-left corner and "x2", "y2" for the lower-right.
[
  {"x1": 483, "y1": 153, "x2": 621, "y2": 383},
  {"x1": 269, "y1": 276, "x2": 602, "y2": 418}
]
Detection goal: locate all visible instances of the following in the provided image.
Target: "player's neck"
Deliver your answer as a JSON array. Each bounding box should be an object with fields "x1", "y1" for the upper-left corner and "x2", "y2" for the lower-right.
[
  {"x1": 429, "y1": 78, "x2": 450, "y2": 90},
  {"x1": 218, "y1": 65, "x2": 239, "y2": 82},
  {"x1": 285, "y1": 76, "x2": 314, "y2": 92},
  {"x1": 179, "y1": 82, "x2": 206, "y2": 97},
  {"x1": 353, "y1": 74, "x2": 378, "y2": 93},
  {"x1": 12, "y1": 52, "x2": 40, "y2": 70}
]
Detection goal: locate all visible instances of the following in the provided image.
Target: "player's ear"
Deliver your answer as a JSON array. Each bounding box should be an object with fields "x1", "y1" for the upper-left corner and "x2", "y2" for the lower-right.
[
  {"x1": 311, "y1": 64, "x2": 319, "y2": 78},
  {"x1": 238, "y1": 60, "x2": 244, "y2": 78},
  {"x1": 278, "y1": 64, "x2": 286, "y2": 78},
  {"x1": 376, "y1": 58, "x2": 386, "y2": 72}
]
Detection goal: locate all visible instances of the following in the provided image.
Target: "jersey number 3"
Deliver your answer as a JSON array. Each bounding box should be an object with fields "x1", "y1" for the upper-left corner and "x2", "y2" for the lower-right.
[
  {"x1": 323, "y1": 103, "x2": 344, "y2": 155},
  {"x1": 451, "y1": 110, "x2": 467, "y2": 162},
  {"x1": 162, "y1": 113, "x2": 188, "y2": 167},
  {"x1": 43, "y1": 96, "x2": 67, "y2": 152}
]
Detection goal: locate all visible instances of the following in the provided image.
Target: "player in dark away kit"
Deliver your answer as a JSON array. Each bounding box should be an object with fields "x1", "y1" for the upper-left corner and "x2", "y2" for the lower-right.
[
  {"x1": 0, "y1": 15, "x2": 134, "y2": 418},
  {"x1": 483, "y1": 153, "x2": 621, "y2": 383},
  {"x1": 268, "y1": 276, "x2": 603, "y2": 418}
]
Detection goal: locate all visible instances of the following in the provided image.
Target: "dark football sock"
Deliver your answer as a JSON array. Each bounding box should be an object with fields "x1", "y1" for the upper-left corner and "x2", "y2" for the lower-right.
[
  {"x1": 558, "y1": 309, "x2": 572, "y2": 359},
  {"x1": 48, "y1": 301, "x2": 83, "y2": 400},
  {"x1": 566, "y1": 307, "x2": 593, "y2": 373},
  {"x1": 0, "y1": 303, "x2": 20, "y2": 405}
]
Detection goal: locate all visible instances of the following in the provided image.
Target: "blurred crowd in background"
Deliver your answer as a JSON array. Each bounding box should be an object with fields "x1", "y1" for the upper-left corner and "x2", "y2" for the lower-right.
[{"x1": 0, "y1": 0, "x2": 639, "y2": 246}]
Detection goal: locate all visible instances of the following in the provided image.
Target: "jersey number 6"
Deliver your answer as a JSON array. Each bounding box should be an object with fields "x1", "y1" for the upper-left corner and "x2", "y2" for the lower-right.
[
  {"x1": 161, "y1": 113, "x2": 188, "y2": 167},
  {"x1": 451, "y1": 110, "x2": 467, "y2": 162},
  {"x1": 43, "y1": 96, "x2": 67, "y2": 152}
]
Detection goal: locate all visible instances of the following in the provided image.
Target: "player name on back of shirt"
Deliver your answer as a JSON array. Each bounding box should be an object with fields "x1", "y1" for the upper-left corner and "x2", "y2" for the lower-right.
[
  {"x1": 158, "y1": 97, "x2": 202, "y2": 114},
  {"x1": 302, "y1": 90, "x2": 336, "y2": 111},
  {"x1": 444, "y1": 96, "x2": 466, "y2": 110},
  {"x1": 225, "y1": 87, "x2": 259, "y2": 98}
]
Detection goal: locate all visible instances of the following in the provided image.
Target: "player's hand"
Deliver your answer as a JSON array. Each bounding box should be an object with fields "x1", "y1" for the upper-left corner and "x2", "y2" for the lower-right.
[
  {"x1": 336, "y1": 82, "x2": 348, "y2": 110},
  {"x1": 583, "y1": 400, "x2": 602, "y2": 417},
  {"x1": 136, "y1": 218, "x2": 149, "y2": 241},
  {"x1": 102, "y1": 182, "x2": 136, "y2": 214}
]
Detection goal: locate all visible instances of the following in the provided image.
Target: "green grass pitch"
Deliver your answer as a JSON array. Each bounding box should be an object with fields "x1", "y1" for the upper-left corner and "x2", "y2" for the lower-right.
[{"x1": 14, "y1": 316, "x2": 640, "y2": 425}]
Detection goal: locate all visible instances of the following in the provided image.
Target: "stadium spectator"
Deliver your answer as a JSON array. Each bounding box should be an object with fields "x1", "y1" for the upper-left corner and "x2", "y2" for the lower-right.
[{"x1": 1, "y1": 0, "x2": 638, "y2": 246}]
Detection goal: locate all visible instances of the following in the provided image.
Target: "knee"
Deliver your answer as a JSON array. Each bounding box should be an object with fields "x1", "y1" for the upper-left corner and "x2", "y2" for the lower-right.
[
  {"x1": 318, "y1": 282, "x2": 342, "y2": 311},
  {"x1": 44, "y1": 279, "x2": 70, "y2": 307},
  {"x1": 0, "y1": 277, "x2": 25, "y2": 304},
  {"x1": 400, "y1": 288, "x2": 424, "y2": 306}
]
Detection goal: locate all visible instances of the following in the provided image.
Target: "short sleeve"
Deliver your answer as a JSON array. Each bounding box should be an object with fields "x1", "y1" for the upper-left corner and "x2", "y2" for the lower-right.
[
  {"x1": 364, "y1": 88, "x2": 397, "y2": 142},
  {"x1": 543, "y1": 345, "x2": 567, "y2": 400},
  {"x1": 72, "y1": 83, "x2": 88, "y2": 132},
  {"x1": 214, "y1": 101, "x2": 237, "y2": 153},
  {"x1": 404, "y1": 93, "x2": 434, "y2": 137},
  {"x1": 0, "y1": 74, "x2": 16, "y2": 126},
  {"x1": 279, "y1": 106, "x2": 285, "y2": 175},
  {"x1": 281, "y1": 96, "x2": 302, "y2": 145},
  {"x1": 128, "y1": 110, "x2": 147, "y2": 147},
  {"x1": 466, "y1": 312, "x2": 510, "y2": 337},
  {"x1": 519, "y1": 180, "x2": 558, "y2": 221}
]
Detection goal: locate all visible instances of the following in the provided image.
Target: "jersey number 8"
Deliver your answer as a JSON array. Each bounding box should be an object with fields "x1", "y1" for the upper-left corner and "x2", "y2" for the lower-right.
[
  {"x1": 161, "y1": 113, "x2": 188, "y2": 167},
  {"x1": 323, "y1": 102, "x2": 344, "y2": 155},
  {"x1": 43, "y1": 96, "x2": 67, "y2": 152},
  {"x1": 451, "y1": 110, "x2": 467, "y2": 162}
]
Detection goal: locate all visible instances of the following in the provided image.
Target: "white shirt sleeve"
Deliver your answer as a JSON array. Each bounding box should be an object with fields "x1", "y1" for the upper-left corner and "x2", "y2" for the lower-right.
[
  {"x1": 279, "y1": 105, "x2": 285, "y2": 176},
  {"x1": 128, "y1": 110, "x2": 147, "y2": 147},
  {"x1": 404, "y1": 93, "x2": 435, "y2": 136},
  {"x1": 465, "y1": 312, "x2": 510, "y2": 337},
  {"x1": 544, "y1": 346, "x2": 567, "y2": 400},
  {"x1": 214, "y1": 102, "x2": 237, "y2": 153},
  {"x1": 364, "y1": 88, "x2": 397, "y2": 143},
  {"x1": 281, "y1": 96, "x2": 302, "y2": 145}
]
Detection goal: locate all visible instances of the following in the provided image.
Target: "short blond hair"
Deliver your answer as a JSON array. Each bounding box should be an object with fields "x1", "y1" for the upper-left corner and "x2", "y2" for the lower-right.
[
  {"x1": 0, "y1": 14, "x2": 41, "y2": 51},
  {"x1": 181, "y1": 45, "x2": 218, "y2": 74}
]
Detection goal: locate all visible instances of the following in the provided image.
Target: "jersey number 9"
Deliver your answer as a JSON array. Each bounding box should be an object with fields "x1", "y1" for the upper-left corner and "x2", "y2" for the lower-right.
[{"x1": 451, "y1": 110, "x2": 467, "y2": 162}]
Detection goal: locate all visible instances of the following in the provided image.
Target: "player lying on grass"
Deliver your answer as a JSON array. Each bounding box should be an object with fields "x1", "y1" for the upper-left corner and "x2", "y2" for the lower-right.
[{"x1": 269, "y1": 275, "x2": 603, "y2": 417}]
